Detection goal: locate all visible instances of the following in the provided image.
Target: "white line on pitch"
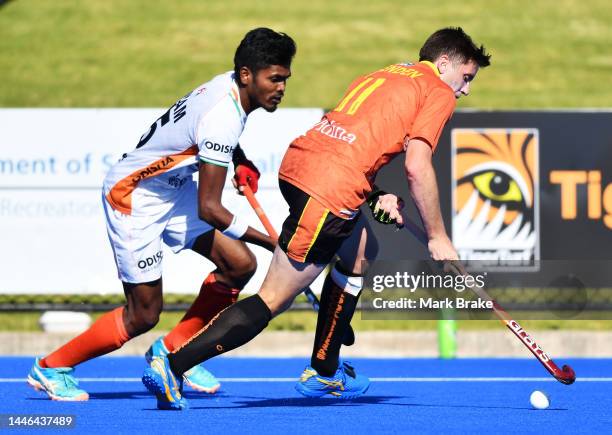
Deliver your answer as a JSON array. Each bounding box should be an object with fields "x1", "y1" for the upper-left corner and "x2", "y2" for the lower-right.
[
  {"x1": 372, "y1": 377, "x2": 612, "y2": 382},
  {"x1": 3, "y1": 377, "x2": 612, "y2": 382}
]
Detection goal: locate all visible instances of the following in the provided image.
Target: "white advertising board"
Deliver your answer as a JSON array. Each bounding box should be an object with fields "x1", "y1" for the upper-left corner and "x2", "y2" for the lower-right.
[{"x1": 0, "y1": 108, "x2": 324, "y2": 294}]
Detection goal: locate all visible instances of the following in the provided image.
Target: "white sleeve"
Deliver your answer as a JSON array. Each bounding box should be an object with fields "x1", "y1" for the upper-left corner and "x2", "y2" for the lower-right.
[{"x1": 196, "y1": 95, "x2": 245, "y2": 167}]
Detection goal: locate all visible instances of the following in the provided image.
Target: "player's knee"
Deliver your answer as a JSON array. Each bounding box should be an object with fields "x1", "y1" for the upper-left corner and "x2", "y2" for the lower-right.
[
  {"x1": 258, "y1": 287, "x2": 292, "y2": 317},
  {"x1": 126, "y1": 306, "x2": 161, "y2": 335},
  {"x1": 133, "y1": 312, "x2": 160, "y2": 335},
  {"x1": 227, "y1": 250, "x2": 257, "y2": 289}
]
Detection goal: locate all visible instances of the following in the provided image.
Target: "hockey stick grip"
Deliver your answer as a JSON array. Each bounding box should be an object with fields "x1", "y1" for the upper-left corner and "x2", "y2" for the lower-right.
[{"x1": 242, "y1": 185, "x2": 279, "y2": 239}]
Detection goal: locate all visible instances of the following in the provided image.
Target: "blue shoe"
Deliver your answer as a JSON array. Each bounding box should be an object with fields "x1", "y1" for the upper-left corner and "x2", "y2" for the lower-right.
[
  {"x1": 145, "y1": 337, "x2": 220, "y2": 394},
  {"x1": 27, "y1": 358, "x2": 89, "y2": 401},
  {"x1": 295, "y1": 361, "x2": 370, "y2": 399},
  {"x1": 142, "y1": 355, "x2": 188, "y2": 410}
]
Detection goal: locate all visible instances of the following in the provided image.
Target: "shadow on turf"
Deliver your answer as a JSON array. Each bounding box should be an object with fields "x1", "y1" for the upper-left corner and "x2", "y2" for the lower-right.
[
  {"x1": 84, "y1": 391, "x2": 231, "y2": 400},
  {"x1": 27, "y1": 391, "x2": 154, "y2": 401},
  {"x1": 88, "y1": 391, "x2": 155, "y2": 400},
  {"x1": 182, "y1": 396, "x2": 566, "y2": 412},
  {"x1": 27, "y1": 391, "x2": 225, "y2": 401},
  {"x1": 188, "y1": 395, "x2": 403, "y2": 410}
]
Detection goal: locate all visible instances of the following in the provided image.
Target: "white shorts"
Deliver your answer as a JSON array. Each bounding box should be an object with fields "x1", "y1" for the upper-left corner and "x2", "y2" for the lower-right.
[{"x1": 103, "y1": 179, "x2": 213, "y2": 283}]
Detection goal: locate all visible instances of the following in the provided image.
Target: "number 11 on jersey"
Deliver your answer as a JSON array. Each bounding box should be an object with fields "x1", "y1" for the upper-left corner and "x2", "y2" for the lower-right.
[{"x1": 334, "y1": 77, "x2": 386, "y2": 116}]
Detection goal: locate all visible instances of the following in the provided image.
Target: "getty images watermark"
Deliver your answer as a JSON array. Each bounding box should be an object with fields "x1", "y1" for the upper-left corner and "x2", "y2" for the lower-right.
[
  {"x1": 370, "y1": 270, "x2": 491, "y2": 310},
  {"x1": 361, "y1": 260, "x2": 612, "y2": 320}
]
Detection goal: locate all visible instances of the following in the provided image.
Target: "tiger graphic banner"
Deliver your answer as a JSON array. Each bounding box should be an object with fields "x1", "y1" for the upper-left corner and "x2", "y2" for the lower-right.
[{"x1": 451, "y1": 128, "x2": 540, "y2": 270}]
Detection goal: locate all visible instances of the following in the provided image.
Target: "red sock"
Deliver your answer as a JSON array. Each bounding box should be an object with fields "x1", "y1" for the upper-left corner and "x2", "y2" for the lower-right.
[
  {"x1": 40, "y1": 306, "x2": 130, "y2": 368},
  {"x1": 163, "y1": 273, "x2": 240, "y2": 352}
]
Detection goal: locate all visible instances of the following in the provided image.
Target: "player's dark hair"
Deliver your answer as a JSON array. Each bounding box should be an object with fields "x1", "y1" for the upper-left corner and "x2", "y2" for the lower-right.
[
  {"x1": 419, "y1": 27, "x2": 491, "y2": 67},
  {"x1": 234, "y1": 28, "x2": 296, "y2": 83}
]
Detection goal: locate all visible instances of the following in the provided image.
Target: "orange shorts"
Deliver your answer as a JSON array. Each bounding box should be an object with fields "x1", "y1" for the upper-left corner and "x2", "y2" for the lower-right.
[{"x1": 278, "y1": 180, "x2": 359, "y2": 264}]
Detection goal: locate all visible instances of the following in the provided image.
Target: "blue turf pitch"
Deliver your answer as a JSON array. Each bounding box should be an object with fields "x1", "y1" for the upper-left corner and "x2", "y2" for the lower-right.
[{"x1": 2, "y1": 357, "x2": 611, "y2": 433}]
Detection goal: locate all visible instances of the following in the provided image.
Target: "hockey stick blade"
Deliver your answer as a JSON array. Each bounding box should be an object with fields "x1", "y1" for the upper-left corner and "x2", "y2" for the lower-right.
[{"x1": 399, "y1": 215, "x2": 576, "y2": 385}]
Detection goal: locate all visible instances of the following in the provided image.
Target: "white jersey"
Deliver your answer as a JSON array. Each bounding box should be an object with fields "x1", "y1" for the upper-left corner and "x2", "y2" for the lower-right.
[{"x1": 103, "y1": 71, "x2": 247, "y2": 216}]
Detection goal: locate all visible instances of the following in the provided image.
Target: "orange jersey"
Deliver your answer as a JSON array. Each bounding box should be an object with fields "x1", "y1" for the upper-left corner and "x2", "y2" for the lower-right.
[{"x1": 279, "y1": 61, "x2": 456, "y2": 219}]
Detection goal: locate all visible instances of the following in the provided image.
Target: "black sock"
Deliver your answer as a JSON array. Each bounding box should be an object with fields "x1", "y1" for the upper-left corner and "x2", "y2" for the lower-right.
[
  {"x1": 168, "y1": 294, "x2": 271, "y2": 377},
  {"x1": 312, "y1": 272, "x2": 334, "y2": 355},
  {"x1": 311, "y1": 269, "x2": 359, "y2": 377}
]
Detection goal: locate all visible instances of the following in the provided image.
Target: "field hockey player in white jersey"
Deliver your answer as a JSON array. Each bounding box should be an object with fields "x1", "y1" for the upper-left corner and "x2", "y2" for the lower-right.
[{"x1": 27, "y1": 28, "x2": 296, "y2": 408}]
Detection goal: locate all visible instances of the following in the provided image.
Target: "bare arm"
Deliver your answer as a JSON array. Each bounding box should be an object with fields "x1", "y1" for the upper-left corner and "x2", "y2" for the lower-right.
[
  {"x1": 198, "y1": 162, "x2": 276, "y2": 251},
  {"x1": 404, "y1": 138, "x2": 458, "y2": 261}
]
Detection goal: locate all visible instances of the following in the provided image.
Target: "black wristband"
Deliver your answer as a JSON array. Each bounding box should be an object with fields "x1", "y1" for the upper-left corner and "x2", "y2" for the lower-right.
[{"x1": 232, "y1": 144, "x2": 248, "y2": 166}]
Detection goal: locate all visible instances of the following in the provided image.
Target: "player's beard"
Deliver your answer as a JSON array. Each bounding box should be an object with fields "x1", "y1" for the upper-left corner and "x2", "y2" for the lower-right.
[
  {"x1": 265, "y1": 94, "x2": 283, "y2": 112},
  {"x1": 249, "y1": 93, "x2": 279, "y2": 113}
]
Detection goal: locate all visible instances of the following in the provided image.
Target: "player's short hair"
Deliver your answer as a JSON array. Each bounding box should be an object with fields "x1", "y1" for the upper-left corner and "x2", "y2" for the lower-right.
[
  {"x1": 234, "y1": 28, "x2": 296, "y2": 81},
  {"x1": 419, "y1": 27, "x2": 491, "y2": 67}
]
